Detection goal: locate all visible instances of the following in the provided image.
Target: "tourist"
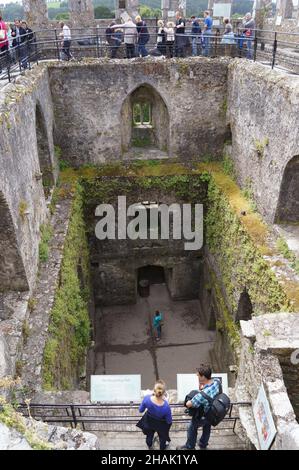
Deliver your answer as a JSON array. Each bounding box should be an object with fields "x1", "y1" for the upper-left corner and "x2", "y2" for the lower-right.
[
  {"x1": 111, "y1": 18, "x2": 137, "y2": 59},
  {"x1": 242, "y1": 12, "x2": 255, "y2": 59},
  {"x1": 0, "y1": 12, "x2": 8, "y2": 53},
  {"x1": 156, "y1": 19, "x2": 166, "y2": 56},
  {"x1": 202, "y1": 10, "x2": 213, "y2": 57},
  {"x1": 137, "y1": 380, "x2": 172, "y2": 450},
  {"x1": 11, "y1": 19, "x2": 20, "y2": 48},
  {"x1": 222, "y1": 18, "x2": 234, "y2": 41},
  {"x1": 106, "y1": 21, "x2": 122, "y2": 59},
  {"x1": 190, "y1": 16, "x2": 201, "y2": 57},
  {"x1": 175, "y1": 11, "x2": 186, "y2": 57},
  {"x1": 106, "y1": 21, "x2": 115, "y2": 57},
  {"x1": 135, "y1": 15, "x2": 149, "y2": 57},
  {"x1": 19, "y1": 21, "x2": 33, "y2": 69},
  {"x1": 59, "y1": 21, "x2": 72, "y2": 61},
  {"x1": 165, "y1": 21, "x2": 175, "y2": 58},
  {"x1": 0, "y1": 11, "x2": 9, "y2": 73},
  {"x1": 177, "y1": 364, "x2": 221, "y2": 449},
  {"x1": 153, "y1": 310, "x2": 163, "y2": 341}
]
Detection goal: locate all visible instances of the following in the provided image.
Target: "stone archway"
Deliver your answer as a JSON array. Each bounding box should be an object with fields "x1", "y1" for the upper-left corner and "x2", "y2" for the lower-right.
[
  {"x1": 121, "y1": 83, "x2": 169, "y2": 155},
  {"x1": 275, "y1": 155, "x2": 299, "y2": 223},
  {"x1": 235, "y1": 288, "x2": 253, "y2": 322},
  {"x1": 0, "y1": 192, "x2": 28, "y2": 292},
  {"x1": 36, "y1": 103, "x2": 54, "y2": 198}
]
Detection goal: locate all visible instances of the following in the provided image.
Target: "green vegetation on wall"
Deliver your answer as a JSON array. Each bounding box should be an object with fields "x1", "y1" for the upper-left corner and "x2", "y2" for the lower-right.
[
  {"x1": 42, "y1": 185, "x2": 91, "y2": 390},
  {"x1": 205, "y1": 177, "x2": 291, "y2": 314}
]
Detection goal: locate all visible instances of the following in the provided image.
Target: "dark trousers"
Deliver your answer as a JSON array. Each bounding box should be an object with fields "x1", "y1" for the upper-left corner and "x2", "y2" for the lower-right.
[
  {"x1": 166, "y1": 41, "x2": 174, "y2": 58},
  {"x1": 126, "y1": 43, "x2": 135, "y2": 59},
  {"x1": 146, "y1": 430, "x2": 167, "y2": 450},
  {"x1": 62, "y1": 40, "x2": 72, "y2": 60},
  {"x1": 157, "y1": 43, "x2": 166, "y2": 55},
  {"x1": 185, "y1": 417, "x2": 211, "y2": 449}
]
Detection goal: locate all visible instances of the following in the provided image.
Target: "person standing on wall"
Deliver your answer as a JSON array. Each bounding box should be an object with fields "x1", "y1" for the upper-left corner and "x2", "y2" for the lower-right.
[
  {"x1": 165, "y1": 21, "x2": 175, "y2": 58},
  {"x1": 137, "y1": 380, "x2": 172, "y2": 450},
  {"x1": 111, "y1": 18, "x2": 137, "y2": 59},
  {"x1": 156, "y1": 19, "x2": 166, "y2": 56},
  {"x1": 242, "y1": 12, "x2": 255, "y2": 60},
  {"x1": 135, "y1": 15, "x2": 149, "y2": 57},
  {"x1": 19, "y1": 21, "x2": 33, "y2": 69},
  {"x1": 153, "y1": 310, "x2": 163, "y2": 341},
  {"x1": 0, "y1": 11, "x2": 9, "y2": 73},
  {"x1": 59, "y1": 21, "x2": 72, "y2": 61},
  {"x1": 202, "y1": 10, "x2": 213, "y2": 57},
  {"x1": 190, "y1": 15, "x2": 201, "y2": 57},
  {"x1": 175, "y1": 11, "x2": 186, "y2": 58}
]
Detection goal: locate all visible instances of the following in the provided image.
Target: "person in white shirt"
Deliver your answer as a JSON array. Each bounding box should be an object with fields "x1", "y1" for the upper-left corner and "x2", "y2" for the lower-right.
[
  {"x1": 111, "y1": 18, "x2": 136, "y2": 58},
  {"x1": 59, "y1": 21, "x2": 72, "y2": 61},
  {"x1": 164, "y1": 21, "x2": 175, "y2": 58}
]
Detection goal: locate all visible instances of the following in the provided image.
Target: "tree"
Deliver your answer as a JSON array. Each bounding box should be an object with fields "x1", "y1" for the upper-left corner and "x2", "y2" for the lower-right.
[
  {"x1": 55, "y1": 12, "x2": 70, "y2": 20},
  {"x1": 139, "y1": 5, "x2": 161, "y2": 18},
  {"x1": 94, "y1": 6, "x2": 113, "y2": 18},
  {"x1": 1, "y1": 2, "x2": 24, "y2": 22}
]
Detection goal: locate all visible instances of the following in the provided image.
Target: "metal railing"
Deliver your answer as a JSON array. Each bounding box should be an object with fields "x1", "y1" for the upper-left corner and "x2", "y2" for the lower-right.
[
  {"x1": 14, "y1": 401, "x2": 251, "y2": 434},
  {"x1": 1, "y1": 26, "x2": 299, "y2": 84}
]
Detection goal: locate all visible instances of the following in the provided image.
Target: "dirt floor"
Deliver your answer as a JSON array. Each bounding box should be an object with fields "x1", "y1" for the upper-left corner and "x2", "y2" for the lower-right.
[{"x1": 92, "y1": 283, "x2": 216, "y2": 389}]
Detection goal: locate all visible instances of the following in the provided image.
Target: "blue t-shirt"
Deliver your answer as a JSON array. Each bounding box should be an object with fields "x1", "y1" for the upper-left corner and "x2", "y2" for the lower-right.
[
  {"x1": 153, "y1": 313, "x2": 162, "y2": 328},
  {"x1": 139, "y1": 395, "x2": 172, "y2": 424},
  {"x1": 204, "y1": 16, "x2": 213, "y2": 31}
]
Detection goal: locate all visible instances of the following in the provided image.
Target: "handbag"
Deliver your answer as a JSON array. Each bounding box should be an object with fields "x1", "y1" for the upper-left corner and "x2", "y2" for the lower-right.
[{"x1": 0, "y1": 29, "x2": 6, "y2": 40}]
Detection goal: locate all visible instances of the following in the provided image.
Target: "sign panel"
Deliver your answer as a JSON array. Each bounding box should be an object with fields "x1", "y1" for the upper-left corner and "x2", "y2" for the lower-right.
[
  {"x1": 177, "y1": 373, "x2": 228, "y2": 402},
  {"x1": 253, "y1": 384, "x2": 277, "y2": 450},
  {"x1": 213, "y1": 3, "x2": 232, "y2": 18},
  {"x1": 90, "y1": 375, "x2": 141, "y2": 403}
]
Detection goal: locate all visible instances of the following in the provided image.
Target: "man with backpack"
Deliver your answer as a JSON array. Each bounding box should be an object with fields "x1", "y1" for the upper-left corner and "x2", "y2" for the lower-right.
[{"x1": 177, "y1": 364, "x2": 230, "y2": 450}]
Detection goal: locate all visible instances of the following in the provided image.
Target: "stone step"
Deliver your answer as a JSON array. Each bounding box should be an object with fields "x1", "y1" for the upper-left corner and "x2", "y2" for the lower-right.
[{"x1": 97, "y1": 429, "x2": 247, "y2": 450}]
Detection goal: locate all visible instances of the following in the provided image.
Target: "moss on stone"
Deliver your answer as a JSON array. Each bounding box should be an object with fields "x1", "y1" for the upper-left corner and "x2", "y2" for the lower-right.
[
  {"x1": 0, "y1": 400, "x2": 52, "y2": 450},
  {"x1": 42, "y1": 185, "x2": 91, "y2": 391}
]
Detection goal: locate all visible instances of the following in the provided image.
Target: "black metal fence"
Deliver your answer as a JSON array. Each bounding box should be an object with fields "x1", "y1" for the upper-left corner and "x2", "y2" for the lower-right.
[
  {"x1": 14, "y1": 401, "x2": 251, "y2": 433},
  {"x1": 0, "y1": 26, "x2": 299, "y2": 84}
]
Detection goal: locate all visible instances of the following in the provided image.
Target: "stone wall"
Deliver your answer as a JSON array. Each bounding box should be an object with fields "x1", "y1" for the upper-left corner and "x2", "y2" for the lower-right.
[
  {"x1": 236, "y1": 313, "x2": 299, "y2": 450},
  {"x1": 227, "y1": 59, "x2": 299, "y2": 223},
  {"x1": 0, "y1": 67, "x2": 57, "y2": 293},
  {"x1": 82, "y1": 175, "x2": 207, "y2": 305},
  {"x1": 48, "y1": 58, "x2": 230, "y2": 165}
]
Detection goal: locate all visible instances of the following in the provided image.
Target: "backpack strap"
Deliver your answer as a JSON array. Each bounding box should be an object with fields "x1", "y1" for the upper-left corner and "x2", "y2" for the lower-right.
[
  {"x1": 200, "y1": 390, "x2": 213, "y2": 404},
  {"x1": 200, "y1": 379, "x2": 222, "y2": 403}
]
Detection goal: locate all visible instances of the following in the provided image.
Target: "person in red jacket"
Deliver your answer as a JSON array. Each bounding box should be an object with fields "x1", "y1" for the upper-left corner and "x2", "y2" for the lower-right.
[
  {"x1": 0, "y1": 12, "x2": 9, "y2": 73},
  {"x1": 0, "y1": 13, "x2": 8, "y2": 51}
]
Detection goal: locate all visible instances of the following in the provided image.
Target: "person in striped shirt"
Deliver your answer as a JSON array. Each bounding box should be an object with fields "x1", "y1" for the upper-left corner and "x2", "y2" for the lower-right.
[{"x1": 177, "y1": 364, "x2": 221, "y2": 449}]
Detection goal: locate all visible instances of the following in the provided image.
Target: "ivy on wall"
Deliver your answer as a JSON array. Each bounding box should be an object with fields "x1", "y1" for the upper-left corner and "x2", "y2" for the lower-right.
[
  {"x1": 42, "y1": 160, "x2": 297, "y2": 388},
  {"x1": 42, "y1": 185, "x2": 91, "y2": 390},
  {"x1": 205, "y1": 177, "x2": 291, "y2": 315}
]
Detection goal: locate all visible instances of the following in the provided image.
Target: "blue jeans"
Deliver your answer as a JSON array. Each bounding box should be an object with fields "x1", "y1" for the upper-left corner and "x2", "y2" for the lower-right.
[
  {"x1": 138, "y1": 43, "x2": 148, "y2": 57},
  {"x1": 156, "y1": 325, "x2": 161, "y2": 339},
  {"x1": 246, "y1": 37, "x2": 253, "y2": 59},
  {"x1": 202, "y1": 29, "x2": 212, "y2": 57},
  {"x1": 192, "y1": 36, "x2": 198, "y2": 56},
  {"x1": 185, "y1": 417, "x2": 211, "y2": 449}
]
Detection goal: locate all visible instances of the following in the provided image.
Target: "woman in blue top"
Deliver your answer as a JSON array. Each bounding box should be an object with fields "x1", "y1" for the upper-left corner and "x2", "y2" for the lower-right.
[{"x1": 137, "y1": 380, "x2": 172, "y2": 450}]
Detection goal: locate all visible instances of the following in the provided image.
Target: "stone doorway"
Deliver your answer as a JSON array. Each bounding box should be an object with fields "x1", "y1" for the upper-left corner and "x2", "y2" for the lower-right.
[{"x1": 121, "y1": 83, "x2": 169, "y2": 160}]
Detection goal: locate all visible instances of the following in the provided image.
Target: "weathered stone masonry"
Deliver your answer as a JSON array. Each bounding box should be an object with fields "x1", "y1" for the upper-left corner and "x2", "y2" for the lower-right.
[
  {"x1": 48, "y1": 58, "x2": 230, "y2": 166},
  {"x1": 0, "y1": 67, "x2": 57, "y2": 293},
  {"x1": 227, "y1": 60, "x2": 299, "y2": 224}
]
